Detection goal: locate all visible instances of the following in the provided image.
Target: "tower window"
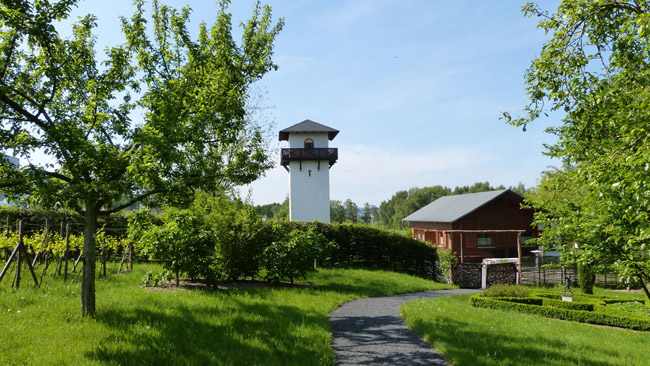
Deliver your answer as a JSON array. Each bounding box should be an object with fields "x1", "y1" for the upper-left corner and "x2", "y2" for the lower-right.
[{"x1": 304, "y1": 138, "x2": 314, "y2": 149}]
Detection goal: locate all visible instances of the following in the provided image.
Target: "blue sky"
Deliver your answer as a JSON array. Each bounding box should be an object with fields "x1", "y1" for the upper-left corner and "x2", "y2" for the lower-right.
[{"x1": 14, "y1": 0, "x2": 562, "y2": 207}]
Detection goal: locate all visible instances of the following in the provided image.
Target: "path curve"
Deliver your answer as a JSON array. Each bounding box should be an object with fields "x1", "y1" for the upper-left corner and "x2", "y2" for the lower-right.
[{"x1": 330, "y1": 289, "x2": 478, "y2": 365}]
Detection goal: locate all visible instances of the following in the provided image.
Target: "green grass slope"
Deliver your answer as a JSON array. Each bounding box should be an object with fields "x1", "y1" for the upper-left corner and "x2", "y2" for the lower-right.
[
  {"x1": 0, "y1": 263, "x2": 453, "y2": 365},
  {"x1": 402, "y1": 293, "x2": 650, "y2": 366}
]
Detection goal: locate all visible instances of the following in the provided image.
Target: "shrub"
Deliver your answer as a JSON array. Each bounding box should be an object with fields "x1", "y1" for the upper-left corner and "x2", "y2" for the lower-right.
[
  {"x1": 437, "y1": 250, "x2": 458, "y2": 284},
  {"x1": 600, "y1": 301, "x2": 650, "y2": 318},
  {"x1": 481, "y1": 284, "x2": 530, "y2": 298},
  {"x1": 311, "y1": 222, "x2": 439, "y2": 279},
  {"x1": 263, "y1": 225, "x2": 332, "y2": 284},
  {"x1": 543, "y1": 298, "x2": 595, "y2": 312},
  {"x1": 206, "y1": 196, "x2": 266, "y2": 280},
  {"x1": 141, "y1": 270, "x2": 173, "y2": 287},
  {"x1": 137, "y1": 209, "x2": 215, "y2": 286}
]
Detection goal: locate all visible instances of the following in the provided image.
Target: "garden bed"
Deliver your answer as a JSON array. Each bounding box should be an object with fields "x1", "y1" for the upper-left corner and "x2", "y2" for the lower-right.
[{"x1": 470, "y1": 288, "x2": 650, "y2": 331}]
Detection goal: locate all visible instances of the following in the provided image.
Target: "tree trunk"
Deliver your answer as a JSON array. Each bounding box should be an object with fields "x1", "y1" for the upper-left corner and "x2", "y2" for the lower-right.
[
  {"x1": 639, "y1": 275, "x2": 650, "y2": 301},
  {"x1": 81, "y1": 201, "x2": 98, "y2": 318}
]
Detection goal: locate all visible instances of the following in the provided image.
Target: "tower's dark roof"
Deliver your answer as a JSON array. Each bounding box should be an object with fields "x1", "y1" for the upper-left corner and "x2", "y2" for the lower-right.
[
  {"x1": 402, "y1": 190, "x2": 518, "y2": 223},
  {"x1": 278, "y1": 119, "x2": 339, "y2": 141}
]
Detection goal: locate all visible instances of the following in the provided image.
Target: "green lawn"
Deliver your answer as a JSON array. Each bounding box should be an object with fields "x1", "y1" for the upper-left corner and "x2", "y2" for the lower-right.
[
  {"x1": 0, "y1": 263, "x2": 453, "y2": 365},
  {"x1": 402, "y1": 290, "x2": 650, "y2": 366}
]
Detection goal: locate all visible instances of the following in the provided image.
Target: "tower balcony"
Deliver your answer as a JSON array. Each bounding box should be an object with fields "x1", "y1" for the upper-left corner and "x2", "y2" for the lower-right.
[{"x1": 280, "y1": 148, "x2": 338, "y2": 170}]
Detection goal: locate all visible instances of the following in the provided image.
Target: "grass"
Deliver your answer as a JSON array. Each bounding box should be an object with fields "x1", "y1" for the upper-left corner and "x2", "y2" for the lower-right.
[
  {"x1": 0, "y1": 262, "x2": 454, "y2": 365},
  {"x1": 402, "y1": 288, "x2": 650, "y2": 366}
]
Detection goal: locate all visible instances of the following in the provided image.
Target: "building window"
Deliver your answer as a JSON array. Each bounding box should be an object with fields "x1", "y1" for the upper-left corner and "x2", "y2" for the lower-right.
[
  {"x1": 439, "y1": 234, "x2": 444, "y2": 245},
  {"x1": 477, "y1": 233, "x2": 492, "y2": 247},
  {"x1": 304, "y1": 138, "x2": 314, "y2": 149}
]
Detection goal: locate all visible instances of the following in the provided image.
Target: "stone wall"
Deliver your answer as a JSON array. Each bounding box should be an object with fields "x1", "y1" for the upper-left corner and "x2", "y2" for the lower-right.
[
  {"x1": 486, "y1": 263, "x2": 517, "y2": 287},
  {"x1": 453, "y1": 262, "x2": 518, "y2": 289},
  {"x1": 454, "y1": 263, "x2": 482, "y2": 289}
]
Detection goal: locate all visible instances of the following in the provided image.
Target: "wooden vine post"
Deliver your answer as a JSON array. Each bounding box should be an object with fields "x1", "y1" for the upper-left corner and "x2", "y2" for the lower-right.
[
  {"x1": 56, "y1": 222, "x2": 64, "y2": 276},
  {"x1": 0, "y1": 220, "x2": 39, "y2": 288},
  {"x1": 63, "y1": 224, "x2": 70, "y2": 282}
]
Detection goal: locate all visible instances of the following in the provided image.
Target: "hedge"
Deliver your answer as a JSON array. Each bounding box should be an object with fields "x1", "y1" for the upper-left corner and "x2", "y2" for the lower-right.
[
  {"x1": 542, "y1": 298, "x2": 595, "y2": 312},
  {"x1": 264, "y1": 221, "x2": 439, "y2": 280},
  {"x1": 470, "y1": 295, "x2": 650, "y2": 331}
]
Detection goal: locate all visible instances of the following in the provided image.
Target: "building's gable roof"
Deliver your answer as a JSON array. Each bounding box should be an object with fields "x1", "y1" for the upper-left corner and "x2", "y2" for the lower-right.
[
  {"x1": 279, "y1": 119, "x2": 339, "y2": 141},
  {"x1": 402, "y1": 189, "x2": 517, "y2": 223}
]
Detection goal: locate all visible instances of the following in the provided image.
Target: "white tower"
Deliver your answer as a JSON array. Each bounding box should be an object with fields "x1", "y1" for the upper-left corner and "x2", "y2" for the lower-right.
[{"x1": 279, "y1": 120, "x2": 339, "y2": 223}]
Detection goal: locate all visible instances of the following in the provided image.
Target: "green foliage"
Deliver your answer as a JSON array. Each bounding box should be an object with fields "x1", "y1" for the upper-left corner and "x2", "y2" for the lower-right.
[
  {"x1": 379, "y1": 182, "x2": 519, "y2": 229},
  {"x1": 0, "y1": 207, "x2": 127, "y2": 236},
  {"x1": 329, "y1": 199, "x2": 359, "y2": 223},
  {"x1": 542, "y1": 298, "x2": 595, "y2": 312},
  {"x1": 256, "y1": 197, "x2": 289, "y2": 221},
  {"x1": 471, "y1": 290, "x2": 650, "y2": 331},
  {"x1": 0, "y1": 0, "x2": 283, "y2": 315},
  {"x1": 508, "y1": 1, "x2": 650, "y2": 300},
  {"x1": 437, "y1": 250, "x2": 458, "y2": 283},
  {"x1": 203, "y1": 194, "x2": 266, "y2": 280},
  {"x1": 263, "y1": 225, "x2": 331, "y2": 284},
  {"x1": 141, "y1": 270, "x2": 173, "y2": 287},
  {"x1": 470, "y1": 295, "x2": 650, "y2": 331},
  {"x1": 136, "y1": 209, "x2": 215, "y2": 284},
  {"x1": 577, "y1": 263, "x2": 595, "y2": 294},
  {"x1": 481, "y1": 284, "x2": 530, "y2": 298},
  {"x1": 601, "y1": 301, "x2": 650, "y2": 319},
  {"x1": 284, "y1": 221, "x2": 440, "y2": 279}
]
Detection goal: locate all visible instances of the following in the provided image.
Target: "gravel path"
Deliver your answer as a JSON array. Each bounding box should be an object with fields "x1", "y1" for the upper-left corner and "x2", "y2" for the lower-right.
[{"x1": 330, "y1": 289, "x2": 479, "y2": 366}]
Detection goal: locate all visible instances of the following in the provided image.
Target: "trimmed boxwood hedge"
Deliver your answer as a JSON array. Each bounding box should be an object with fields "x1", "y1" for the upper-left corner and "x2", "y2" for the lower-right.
[
  {"x1": 542, "y1": 298, "x2": 595, "y2": 312},
  {"x1": 470, "y1": 295, "x2": 650, "y2": 331},
  {"x1": 264, "y1": 221, "x2": 439, "y2": 280}
]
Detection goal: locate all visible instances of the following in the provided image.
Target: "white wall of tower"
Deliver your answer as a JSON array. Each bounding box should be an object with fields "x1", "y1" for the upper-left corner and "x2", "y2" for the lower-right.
[{"x1": 287, "y1": 132, "x2": 331, "y2": 223}]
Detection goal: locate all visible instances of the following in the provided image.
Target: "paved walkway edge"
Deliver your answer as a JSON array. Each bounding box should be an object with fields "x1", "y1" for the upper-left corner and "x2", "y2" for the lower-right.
[{"x1": 330, "y1": 289, "x2": 478, "y2": 366}]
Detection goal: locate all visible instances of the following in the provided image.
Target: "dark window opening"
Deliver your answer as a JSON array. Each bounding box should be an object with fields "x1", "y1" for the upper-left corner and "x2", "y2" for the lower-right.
[{"x1": 304, "y1": 138, "x2": 314, "y2": 149}]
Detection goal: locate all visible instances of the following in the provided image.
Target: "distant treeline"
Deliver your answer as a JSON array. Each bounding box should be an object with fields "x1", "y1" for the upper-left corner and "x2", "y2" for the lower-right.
[
  {"x1": 378, "y1": 182, "x2": 526, "y2": 229},
  {"x1": 257, "y1": 181, "x2": 526, "y2": 229}
]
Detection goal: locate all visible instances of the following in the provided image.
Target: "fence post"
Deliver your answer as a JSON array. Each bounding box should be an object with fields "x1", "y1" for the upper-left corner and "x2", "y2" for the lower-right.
[
  {"x1": 15, "y1": 220, "x2": 22, "y2": 289},
  {"x1": 63, "y1": 224, "x2": 70, "y2": 282}
]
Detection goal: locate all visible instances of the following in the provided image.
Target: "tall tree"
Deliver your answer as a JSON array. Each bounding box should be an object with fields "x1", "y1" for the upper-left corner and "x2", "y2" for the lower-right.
[
  {"x1": 343, "y1": 199, "x2": 358, "y2": 223},
  {"x1": 329, "y1": 200, "x2": 346, "y2": 223},
  {"x1": 506, "y1": 1, "x2": 650, "y2": 298},
  {"x1": 0, "y1": 0, "x2": 283, "y2": 315}
]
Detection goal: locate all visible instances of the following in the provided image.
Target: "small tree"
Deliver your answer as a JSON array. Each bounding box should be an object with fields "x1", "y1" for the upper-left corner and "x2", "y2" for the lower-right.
[
  {"x1": 263, "y1": 225, "x2": 329, "y2": 284},
  {"x1": 506, "y1": 1, "x2": 650, "y2": 300},
  {"x1": 137, "y1": 209, "x2": 215, "y2": 286},
  {"x1": 203, "y1": 194, "x2": 266, "y2": 280},
  {"x1": 0, "y1": 0, "x2": 283, "y2": 316}
]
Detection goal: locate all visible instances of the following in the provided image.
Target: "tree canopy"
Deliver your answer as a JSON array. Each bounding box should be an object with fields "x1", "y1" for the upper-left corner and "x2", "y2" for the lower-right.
[
  {"x1": 0, "y1": 0, "x2": 283, "y2": 315},
  {"x1": 507, "y1": 1, "x2": 650, "y2": 298}
]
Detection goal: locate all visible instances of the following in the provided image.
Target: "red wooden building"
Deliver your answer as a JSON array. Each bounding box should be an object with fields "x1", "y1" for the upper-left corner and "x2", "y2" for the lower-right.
[{"x1": 402, "y1": 190, "x2": 537, "y2": 263}]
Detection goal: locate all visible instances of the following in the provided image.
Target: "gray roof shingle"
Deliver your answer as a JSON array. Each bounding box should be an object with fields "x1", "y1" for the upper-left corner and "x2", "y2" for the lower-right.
[
  {"x1": 279, "y1": 119, "x2": 339, "y2": 141},
  {"x1": 402, "y1": 190, "x2": 512, "y2": 223}
]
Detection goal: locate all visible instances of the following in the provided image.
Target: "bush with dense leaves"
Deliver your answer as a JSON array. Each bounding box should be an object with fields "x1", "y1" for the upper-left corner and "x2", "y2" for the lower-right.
[
  {"x1": 135, "y1": 209, "x2": 215, "y2": 285},
  {"x1": 204, "y1": 196, "x2": 267, "y2": 280},
  {"x1": 263, "y1": 225, "x2": 332, "y2": 284}
]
